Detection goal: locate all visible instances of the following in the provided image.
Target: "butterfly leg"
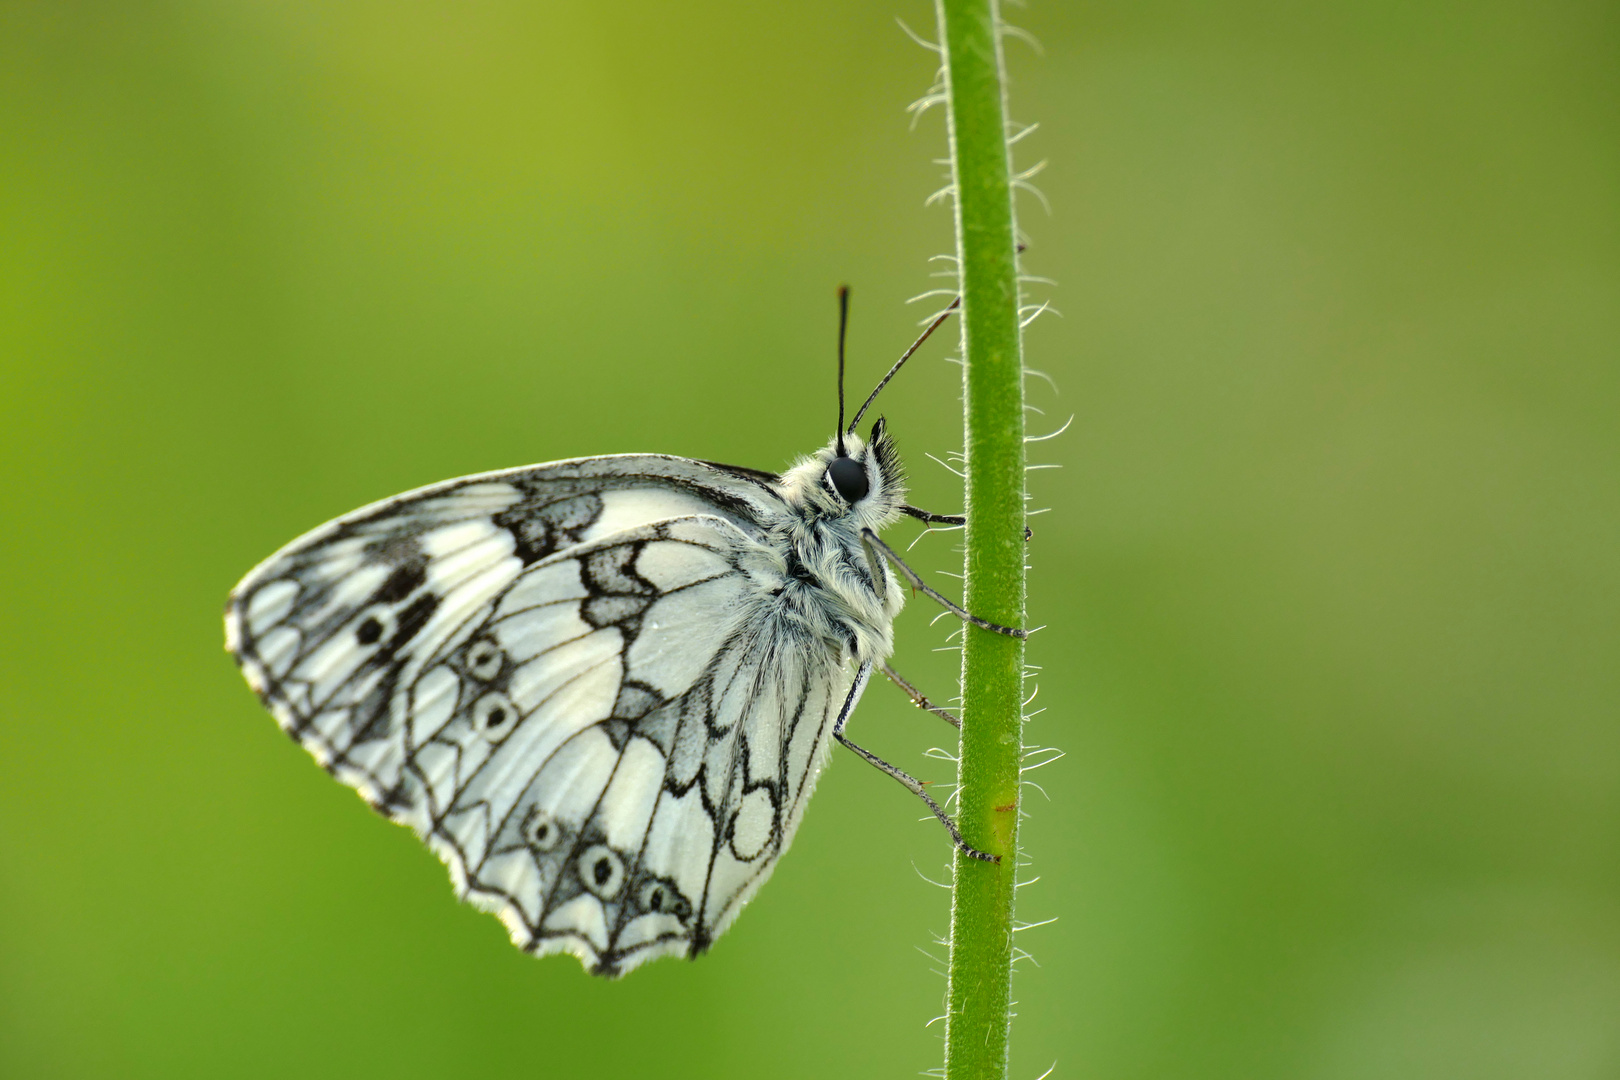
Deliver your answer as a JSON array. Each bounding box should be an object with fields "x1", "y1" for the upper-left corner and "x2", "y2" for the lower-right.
[
  {"x1": 900, "y1": 506, "x2": 1034, "y2": 541},
  {"x1": 899, "y1": 505, "x2": 965, "y2": 526},
  {"x1": 834, "y1": 662, "x2": 999, "y2": 864},
  {"x1": 880, "y1": 662, "x2": 961, "y2": 729},
  {"x1": 860, "y1": 529, "x2": 1028, "y2": 639}
]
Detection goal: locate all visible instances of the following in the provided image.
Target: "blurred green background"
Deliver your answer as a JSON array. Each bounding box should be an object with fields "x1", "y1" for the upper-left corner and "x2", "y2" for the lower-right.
[{"x1": 3, "y1": 1, "x2": 1616, "y2": 1077}]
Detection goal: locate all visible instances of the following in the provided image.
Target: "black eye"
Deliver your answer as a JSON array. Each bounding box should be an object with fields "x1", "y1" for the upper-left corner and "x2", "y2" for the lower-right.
[{"x1": 827, "y1": 456, "x2": 869, "y2": 503}]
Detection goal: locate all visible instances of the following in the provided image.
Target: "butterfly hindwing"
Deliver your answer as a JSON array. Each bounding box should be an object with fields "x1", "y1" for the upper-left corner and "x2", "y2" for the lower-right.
[{"x1": 423, "y1": 515, "x2": 755, "y2": 971}]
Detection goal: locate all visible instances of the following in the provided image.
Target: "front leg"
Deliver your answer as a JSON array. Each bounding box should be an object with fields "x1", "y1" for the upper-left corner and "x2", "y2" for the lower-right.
[
  {"x1": 900, "y1": 504, "x2": 965, "y2": 526},
  {"x1": 901, "y1": 504, "x2": 1032, "y2": 540}
]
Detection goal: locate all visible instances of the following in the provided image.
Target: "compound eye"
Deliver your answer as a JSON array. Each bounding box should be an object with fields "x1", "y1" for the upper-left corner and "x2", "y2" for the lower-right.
[{"x1": 827, "y1": 456, "x2": 870, "y2": 503}]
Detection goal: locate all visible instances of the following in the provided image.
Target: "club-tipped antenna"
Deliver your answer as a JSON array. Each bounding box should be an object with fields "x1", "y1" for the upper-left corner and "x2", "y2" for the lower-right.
[
  {"x1": 847, "y1": 296, "x2": 960, "y2": 432},
  {"x1": 835, "y1": 285, "x2": 850, "y2": 456}
]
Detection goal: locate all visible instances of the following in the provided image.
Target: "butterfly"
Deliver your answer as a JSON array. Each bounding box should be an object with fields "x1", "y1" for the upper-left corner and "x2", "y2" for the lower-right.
[{"x1": 224, "y1": 290, "x2": 1024, "y2": 976}]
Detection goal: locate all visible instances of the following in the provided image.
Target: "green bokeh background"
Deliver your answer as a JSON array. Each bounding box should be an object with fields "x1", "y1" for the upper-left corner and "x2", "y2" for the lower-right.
[{"x1": 3, "y1": 2, "x2": 1616, "y2": 1077}]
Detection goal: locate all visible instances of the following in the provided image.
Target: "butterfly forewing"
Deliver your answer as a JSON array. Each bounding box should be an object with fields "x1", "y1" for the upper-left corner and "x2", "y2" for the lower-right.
[{"x1": 225, "y1": 455, "x2": 868, "y2": 974}]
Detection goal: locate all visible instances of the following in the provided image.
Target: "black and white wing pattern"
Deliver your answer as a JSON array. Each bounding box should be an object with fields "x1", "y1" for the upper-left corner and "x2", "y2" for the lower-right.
[{"x1": 226, "y1": 456, "x2": 854, "y2": 975}]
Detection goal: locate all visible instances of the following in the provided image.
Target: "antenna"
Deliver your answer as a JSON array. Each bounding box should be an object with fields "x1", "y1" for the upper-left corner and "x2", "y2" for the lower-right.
[
  {"x1": 835, "y1": 285, "x2": 850, "y2": 456},
  {"x1": 847, "y1": 295, "x2": 960, "y2": 431}
]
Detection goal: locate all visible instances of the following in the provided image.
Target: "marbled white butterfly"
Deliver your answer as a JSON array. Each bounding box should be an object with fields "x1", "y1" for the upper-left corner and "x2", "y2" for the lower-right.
[{"x1": 225, "y1": 291, "x2": 1023, "y2": 976}]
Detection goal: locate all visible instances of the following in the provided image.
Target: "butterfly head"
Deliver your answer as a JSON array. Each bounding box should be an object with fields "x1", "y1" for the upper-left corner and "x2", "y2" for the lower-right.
[
  {"x1": 785, "y1": 284, "x2": 922, "y2": 528},
  {"x1": 780, "y1": 416, "x2": 905, "y2": 528}
]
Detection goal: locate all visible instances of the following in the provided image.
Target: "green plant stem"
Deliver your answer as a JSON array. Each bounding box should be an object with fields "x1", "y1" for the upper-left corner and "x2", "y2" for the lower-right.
[{"x1": 936, "y1": 0, "x2": 1027, "y2": 1077}]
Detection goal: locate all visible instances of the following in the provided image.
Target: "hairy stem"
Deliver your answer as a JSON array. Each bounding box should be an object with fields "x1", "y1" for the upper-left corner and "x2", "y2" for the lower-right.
[{"x1": 935, "y1": 0, "x2": 1028, "y2": 1077}]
